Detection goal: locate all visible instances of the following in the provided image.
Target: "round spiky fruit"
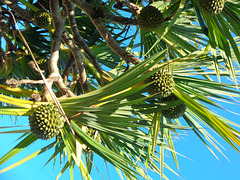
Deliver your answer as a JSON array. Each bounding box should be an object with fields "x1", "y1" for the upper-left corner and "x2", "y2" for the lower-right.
[
  {"x1": 29, "y1": 104, "x2": 64, "y2": 140},
  {"x1": 84, "y1": 127, "x2": 101, "y2": 152},
  {"x1": 138, "y1": 5, "x2": 163, "y2": 31},
  {"x1": 162, "y1": 94, "x2": 186, "y2": 119},
  {"x1": 34, "y1": 10, "x2": 51, "y2": 28},
  {"x1": 147, "y1": 68, "x2": 175, "y2": 98},
  {"x1": 197, "y1": 0, "x2": 225, "y2": 15}
]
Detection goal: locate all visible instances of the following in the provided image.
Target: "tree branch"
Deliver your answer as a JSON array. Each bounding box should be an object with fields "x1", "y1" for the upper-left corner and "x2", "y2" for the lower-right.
[
  {"x1": 28, "y1": 60, "x2": 45, "y2": 74},
  {"x1": 64, "y1": 0, "x2": 103, "y2": 75},
  {"x1": 62, "y1": 52, "x2": 75, "y2": 85},
  {"x1": 62, "y1": 31, "x2": 89, "y2": 92},
  {"x1": 48, "y1": 0, "x2": 75, "y2": 98},
  {"x1": 105, "y1": 14, "x2": 138, "y2": 26},
  {"x1": 6, "y1": 77, "x2": 59, "y2": 88},
  {"x1": 114, "y1": 0, "x2": 141, "y2": 15},
  {"x1": 0, "y1": 0, "x2": 34, "y2": 22},
  {"x1": 68, "y1": 0, "x2": 141, "y2": 65}
]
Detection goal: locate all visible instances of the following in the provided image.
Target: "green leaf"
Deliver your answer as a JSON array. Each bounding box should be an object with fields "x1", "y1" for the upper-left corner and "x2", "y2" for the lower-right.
[
  {"x1": 0, "y1": 133, "x2": 37, "y2": 166},
  {"x1": 0, "y1": 139, "x2": 58, "y2": 173}
]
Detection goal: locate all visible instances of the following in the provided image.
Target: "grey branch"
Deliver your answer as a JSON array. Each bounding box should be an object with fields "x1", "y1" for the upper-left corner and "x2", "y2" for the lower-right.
[
  {"x1": 30, "y1": 93, "x2": 42, "y2": 102},
  {"x1": 28, "y1": 61, "x2": 45, "y2": 74},
  {"x1": 105, "y1": 14, "x2": 138, "y2": 26},
  {"x1": 68, "y1": 0, "x2": 141, "y2": 65},
  {"x1": 64, "y1": 0, "x2": 103, "y2": 75},
  {"x1": 62, "y1": 52, "x2": 75, "y2": 85},
  {"x1": 0, "y1": 0, "x2": 34, "y2": 22},
  {"x1": 6, "y1": 77, "x2": 59, "y2": 88},
  {"x1": 62, "y1": 31, "x2": 89, "y2": 92},
  {"x1": 49, "y1": 0, "x2": 75, "y2": 97},
  {"x1": 114, "y1": 0, "x2": 141, "y2": 15}
]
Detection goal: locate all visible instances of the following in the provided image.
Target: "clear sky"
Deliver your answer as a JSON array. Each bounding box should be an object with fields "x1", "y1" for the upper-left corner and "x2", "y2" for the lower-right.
[{"x1": 1, "y1": 105, "x2": 240, "y2": 180}]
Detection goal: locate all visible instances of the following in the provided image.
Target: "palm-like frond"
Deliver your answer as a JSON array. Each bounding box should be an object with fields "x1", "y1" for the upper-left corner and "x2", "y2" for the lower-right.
[
  {"x1": 1, "y1": 0, "x2": 240, "y2": 179},
  {"x1": 1, "y1": 48, "x2": 240, "y2": 179}
]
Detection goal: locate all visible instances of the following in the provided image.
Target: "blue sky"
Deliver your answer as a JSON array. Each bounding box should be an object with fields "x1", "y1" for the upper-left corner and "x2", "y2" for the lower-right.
[
  {"x1": 1, "y1": 1, "x2": 240, "y2": 180},
  {"x1": 1, "y1": 105, "x2": 240, "y2": 180}
]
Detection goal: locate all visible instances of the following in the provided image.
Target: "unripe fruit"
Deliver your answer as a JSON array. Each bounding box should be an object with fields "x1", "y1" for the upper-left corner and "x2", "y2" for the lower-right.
[
  {"x1": 162, "y1": 94, "x2": 186, "y2": 119},
  {"x1": 147, "y1": 68, "x2": 175, "y2": 98},
  {"x1": 197, "y1": 0, "x2": 225, "y2": 15},
  {"x1": 84, "y1": 127, "x2": 101, "y2": 152},
  {"x1": 29, "y1": 104, "x2": 64, "y2": 140},
  {"x1": 34, "y1": 10, "x2": 51, "y2": 28},
  {"x1": 138, "y1": 5, "x2": 163, "y2": 31}
]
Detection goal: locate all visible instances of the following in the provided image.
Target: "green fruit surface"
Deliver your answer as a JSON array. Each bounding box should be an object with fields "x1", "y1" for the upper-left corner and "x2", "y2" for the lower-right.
[
  {"x1": 148, "y1": 69, "x2": 175, "y2": 98},
  {"x1": 29, "y1": 104, "x2": 64, "y2": 140},
  {"x1": 138, "y1": 5, "x2": 163, "y2": 31},
  {"x1": 34, "y1": 10, "x2": 51, "y2": 28},
  {"x1": 198, "y1": 0, "x2": 225, "y2": 15},
  {"x1": 162, "y1": 94, "x2": 186, "y2": 119}
]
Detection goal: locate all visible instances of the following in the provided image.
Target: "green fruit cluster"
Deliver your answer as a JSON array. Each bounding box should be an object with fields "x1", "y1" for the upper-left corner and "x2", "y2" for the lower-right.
[
  {"x1": 147, "y1": 69, "x2": 175, "y2": 98},
  {"x1": 162, "y1": 94, "x2": 186, "y2": 119},
  {"x1": 197, "y1": 0, "x2": 225, "y2": 15},
  {"x1": 138, "y1": 5, "x2": 163, "y2": 31},
  {"x1": 29, "y1": 104, "x2": 64, "y2": 140},
  {"x1": 34, "y1": 10, "x2": 51, "y2": 28},
  {"x1": 85, "y1": 127, "x2": 101, "y2": 152}
]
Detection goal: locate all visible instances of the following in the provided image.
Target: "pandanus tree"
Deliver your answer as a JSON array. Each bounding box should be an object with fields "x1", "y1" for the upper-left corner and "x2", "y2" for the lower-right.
[{"x1": 0, "y1": 0, "x2": 240, "y2": 179}]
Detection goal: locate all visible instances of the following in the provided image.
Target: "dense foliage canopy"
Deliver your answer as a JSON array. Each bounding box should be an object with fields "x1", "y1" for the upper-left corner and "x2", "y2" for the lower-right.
[{"x1": 1, "y1": 0, "x2": 240, "y2": 179}]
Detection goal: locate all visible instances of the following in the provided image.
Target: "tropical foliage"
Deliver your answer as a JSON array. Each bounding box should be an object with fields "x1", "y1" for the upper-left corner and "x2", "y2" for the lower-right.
[{"x1": 0, "y1": 0, "x2": 240, "y2": 179}]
